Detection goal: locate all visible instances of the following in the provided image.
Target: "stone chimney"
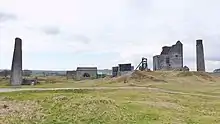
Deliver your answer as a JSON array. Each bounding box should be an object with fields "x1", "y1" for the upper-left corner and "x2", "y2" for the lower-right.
[
  {"x1": 196, "y1": 39, "x2": 205, "y2": 72},
  {"x1": 10, "y1": 37, "x2": 23, "y2": 85}
]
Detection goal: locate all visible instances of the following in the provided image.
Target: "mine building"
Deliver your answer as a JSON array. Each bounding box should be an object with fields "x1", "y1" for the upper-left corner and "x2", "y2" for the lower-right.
[
  {"x1": 76, "y1": 67, "x2": 97, "y2": 80},
  {"x1": 153, "y1": 41, "x2": 183, "y2": 71}
]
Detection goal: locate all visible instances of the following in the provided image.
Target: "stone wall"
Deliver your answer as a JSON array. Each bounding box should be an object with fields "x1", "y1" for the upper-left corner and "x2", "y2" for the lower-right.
[
  {"x1": 112, "y1": 67, "x2": 118, "y2": 77},
  {"x1": 118, "y1": 64, "x2": 132, "y2": 76},
  {"x1": 76, "y1": 67, "x2": 97, "y2": 80},
  {"x1": 112, "y1": 64, "x2": 133, "y2": 77},
  {"x1": 153, "y1": 41, "x2": 183, "y2": 71}
]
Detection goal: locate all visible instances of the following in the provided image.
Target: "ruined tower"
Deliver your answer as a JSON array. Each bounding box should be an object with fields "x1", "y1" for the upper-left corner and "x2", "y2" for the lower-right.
[
  {"x1": 196, "y1": 39, "x2": 205, "y2": 72},
  {"x1": 10, "y1": 37, "x2": 23, "y2": 85},
  {"x1": 153, "y1": 41, "x2": 183, "y2": 71}
]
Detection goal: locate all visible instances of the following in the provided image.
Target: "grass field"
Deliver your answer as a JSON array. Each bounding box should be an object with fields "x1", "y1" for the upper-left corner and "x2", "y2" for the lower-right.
[
  {"x1": 0, "y1": 71, "x2": 220, "y2": 124},
  {"x1": 1, "y1": 89, "x2": 220, "y2": 124}
]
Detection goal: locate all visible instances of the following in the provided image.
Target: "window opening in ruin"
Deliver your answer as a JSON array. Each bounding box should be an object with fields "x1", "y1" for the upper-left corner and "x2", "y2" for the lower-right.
[
  {"x1": 83, "y1": 73, "x2": 90, "y2": 77},
  {"x1": 166, "y1": 58, "x2": 170, "y2": 64},
  {"x1": 175, "y1": 55, "x2": 178, "y2": 57}
]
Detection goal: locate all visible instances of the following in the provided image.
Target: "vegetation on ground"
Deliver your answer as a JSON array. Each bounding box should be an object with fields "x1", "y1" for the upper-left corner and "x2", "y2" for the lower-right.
[
  {"x1": 1, "y1": 71, "x2": 220, "y2": 94},
  {"x1": 1, "y1": 88, "x2": 220, "y2": 124},
  {"x1": 0, "y1": 71, "x2": 220, "y2": 123}
]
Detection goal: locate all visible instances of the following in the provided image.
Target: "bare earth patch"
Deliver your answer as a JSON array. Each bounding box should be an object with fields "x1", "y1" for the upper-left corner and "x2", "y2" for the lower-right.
[{"x1": 0, "y1": 100, "x2": 43, "y2": 124}]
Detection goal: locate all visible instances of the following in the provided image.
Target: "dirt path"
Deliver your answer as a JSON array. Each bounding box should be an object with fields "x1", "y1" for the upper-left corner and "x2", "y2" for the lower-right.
[
  {"x1": 0, "y1": 87, "x2": 220, "y2": 99},
  {"x1": 0, "y1": 87, "x2": 149, "y2": 93}
]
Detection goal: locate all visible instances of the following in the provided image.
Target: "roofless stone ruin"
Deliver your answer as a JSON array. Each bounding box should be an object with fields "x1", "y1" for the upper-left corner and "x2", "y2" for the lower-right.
[{"x1": 5, "y1": 37, "x2": 208, "y2": 83}]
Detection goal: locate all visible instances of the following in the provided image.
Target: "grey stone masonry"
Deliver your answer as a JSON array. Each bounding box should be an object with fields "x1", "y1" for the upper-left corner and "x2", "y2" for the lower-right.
[
  {"x1": 76, "y1": 67, "x2": 97, "y2": 80},
  {"x1": 196, "y1": 39, "x2": 206, "y2": 72},
  {"x1": 153, "y1": 41, "x2": 183, "y2": 71},
  {"x1": 10, "y1": 37, "x2": 23, "y2": 86}
]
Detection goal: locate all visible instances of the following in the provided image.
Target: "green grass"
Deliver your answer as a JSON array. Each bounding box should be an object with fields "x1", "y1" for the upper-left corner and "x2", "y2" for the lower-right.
[
  {"x1": 1, "y1": 71, "x2": 220, "y2": 95},
  {"x1": 1, "y1": 71, "x2": 220, "y2": 123},
  {"x1": 1, "y1": 89, "x2": 220, "y2": 124}
]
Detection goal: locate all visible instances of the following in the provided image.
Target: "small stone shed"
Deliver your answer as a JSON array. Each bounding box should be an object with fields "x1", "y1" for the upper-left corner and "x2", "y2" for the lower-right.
[{"x1": 76, "y1": 67, "x2": 97, "y2": 80}]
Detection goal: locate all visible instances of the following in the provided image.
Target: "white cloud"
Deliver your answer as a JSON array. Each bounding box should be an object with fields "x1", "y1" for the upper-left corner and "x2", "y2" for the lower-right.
[{"x1": 0, "y1": 0, "x2": 220, "y2": 71}]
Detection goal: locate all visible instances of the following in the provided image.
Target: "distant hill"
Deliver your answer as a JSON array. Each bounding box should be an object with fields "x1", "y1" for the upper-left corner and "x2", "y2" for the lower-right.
[
  {"x1": 31, "y1": 70, "x2": 66, "y2": 75},
  {"x1": 0, "y1": 69, "x2": 112, "y2": 76}
]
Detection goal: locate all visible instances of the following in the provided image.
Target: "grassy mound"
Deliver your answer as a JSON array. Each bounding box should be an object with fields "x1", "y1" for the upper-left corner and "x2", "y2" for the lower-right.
[
  {"x1": 110, "y1": 71, "x2": 167, "y2": 84},
  {"x1": 176, "y1": 71, "x2": 215, "y2": 82},
  {"x1": 110, "y1": 70, "x2": 217, "y2": 85},
  {"x1": 130, "y1": 71, "x2": 167, "y2": 82},
  {"x1": 108, "y1": 71, "x2": 218, "y2": 88}
]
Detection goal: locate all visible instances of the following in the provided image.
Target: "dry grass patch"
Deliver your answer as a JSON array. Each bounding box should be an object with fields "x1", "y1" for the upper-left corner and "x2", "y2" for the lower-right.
[
  {"x1": 0, "y1": 100, "x2": 44, "y2": 124},
  {"x1": 109, "y1": 71, "x2": 167, "y2": 85},
  {"x1": 176, "y1": 71, "x2": 215, "y2": 82}
]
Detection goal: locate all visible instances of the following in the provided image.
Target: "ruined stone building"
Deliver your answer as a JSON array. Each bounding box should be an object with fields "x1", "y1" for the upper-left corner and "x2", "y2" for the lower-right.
[
  {"x1": 118, "y1": 64, "x2": 133, "y2": 76},
  {"x1": 112, "y1": 63, "x2": 133, "y2": 77},
  {"x1": 76, "y1": 67, "x2": 97, "y2": 80},
  {"x1": 112, "y1": 67, "x2": 119, "y2": 77},
  {"x1": 67, "y1": 68, "x2": 112, "y2": 80},
  {"x1": 153, "y1": 41, "x2": 183, "y2": 71}
]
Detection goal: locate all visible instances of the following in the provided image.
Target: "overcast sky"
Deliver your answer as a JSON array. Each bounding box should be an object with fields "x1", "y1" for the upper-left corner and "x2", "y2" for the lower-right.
[{"x1": 0, "y1": 0, "x2": 219, "y2": 71}]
